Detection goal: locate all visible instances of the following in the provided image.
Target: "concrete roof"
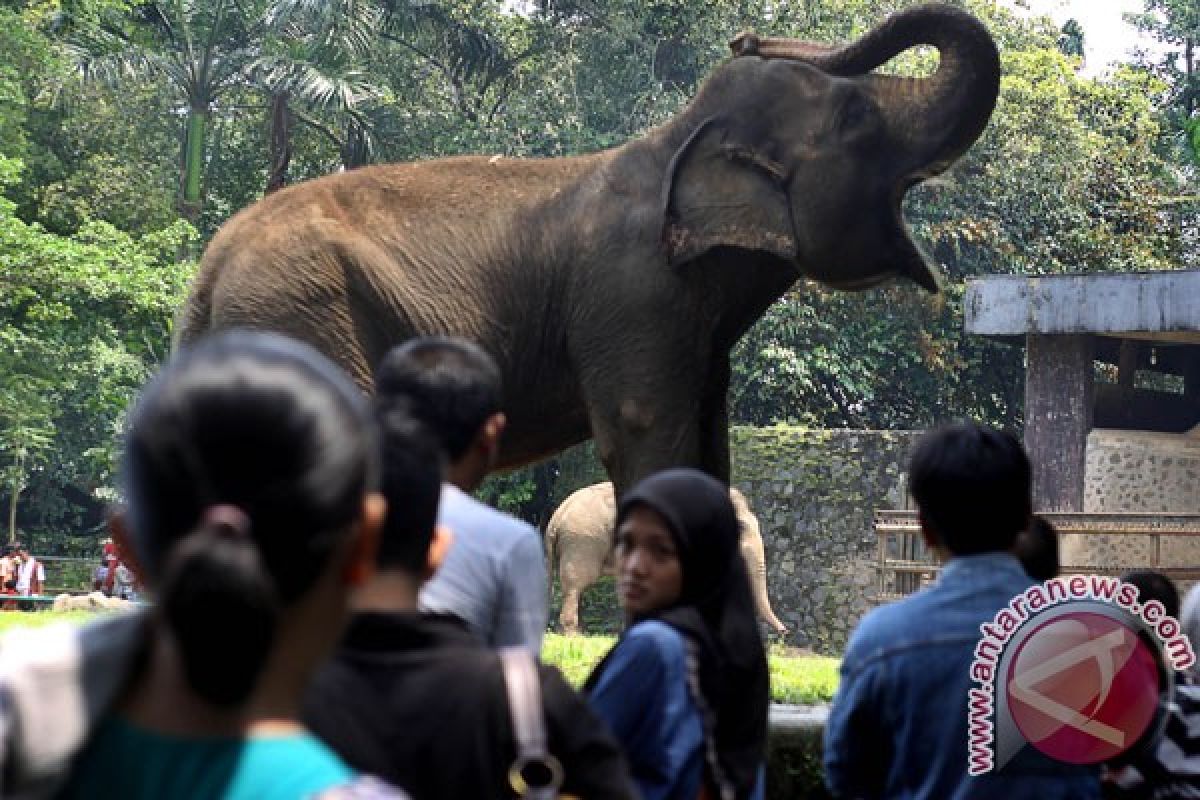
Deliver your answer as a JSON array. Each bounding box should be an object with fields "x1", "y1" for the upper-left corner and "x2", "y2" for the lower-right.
[{"x1": 964, "y1": 271, "x2": 1200, "y2": 339}]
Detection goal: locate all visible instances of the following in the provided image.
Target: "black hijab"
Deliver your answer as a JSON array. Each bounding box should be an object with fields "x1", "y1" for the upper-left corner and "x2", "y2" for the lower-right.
[{"x1": 584, "y1": 468, "x2": 769, "y2": 800}]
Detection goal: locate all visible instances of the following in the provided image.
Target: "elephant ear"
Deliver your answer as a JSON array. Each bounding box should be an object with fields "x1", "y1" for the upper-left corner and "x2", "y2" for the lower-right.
[{"x1": 661, "y1": 117, "x2": 797, "y2": 267}]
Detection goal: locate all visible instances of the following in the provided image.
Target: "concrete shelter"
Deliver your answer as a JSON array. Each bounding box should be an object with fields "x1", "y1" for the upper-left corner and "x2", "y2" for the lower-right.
[{"x1": 964, "y1": 270, "x2": 1200, "y2": 511}]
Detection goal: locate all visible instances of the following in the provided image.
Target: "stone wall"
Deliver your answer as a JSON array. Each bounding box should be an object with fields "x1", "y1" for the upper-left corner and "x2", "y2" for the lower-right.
[
  {"x1": 730, "y1": 427, "x2": 919, "y2": 655},
  {"x1": 1061, "y1": 427, "x2": 1200, "y2": 569}
]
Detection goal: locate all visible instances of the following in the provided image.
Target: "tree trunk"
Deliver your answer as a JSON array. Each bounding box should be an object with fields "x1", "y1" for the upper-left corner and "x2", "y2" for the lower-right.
[
  {"x1": 1186, "y1": 37, "x2": 1195, "y2": 118},
  {"x1": 341, "y1": 120, "x2": 369, "y2": 170},
  {"x1": 265, "y1": 91, "x2": 292, "y2": 194},
  {"x1": 180, "y1": 107, "x2": 209, "y2": 222},
  {"x1": 7, "y1": 480, "x2": 19, "y2": 545}
]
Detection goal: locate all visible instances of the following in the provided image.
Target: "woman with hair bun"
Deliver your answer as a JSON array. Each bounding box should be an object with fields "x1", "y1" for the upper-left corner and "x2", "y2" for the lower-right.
[{"x1": 0, "y1": 331, "x2": 403, "y2": 799}]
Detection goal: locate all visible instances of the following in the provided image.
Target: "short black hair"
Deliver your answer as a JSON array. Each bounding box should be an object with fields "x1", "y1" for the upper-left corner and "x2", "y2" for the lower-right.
[
  {"x1": 909, "y1": 421, "x2": 1031, "y2": 556},
  {"x1": 1015, "y1": 515, "x2": 1060, "y2": 582},
  {"x1": 1122, "y1": 569, "x2": 1180, "y2": 620},
  {"x1": 374, "y1": 405, "x2": 445, "y2": 575},
  {"x1": 374, "y1": 337, "x2": 502, "y2": 462}
]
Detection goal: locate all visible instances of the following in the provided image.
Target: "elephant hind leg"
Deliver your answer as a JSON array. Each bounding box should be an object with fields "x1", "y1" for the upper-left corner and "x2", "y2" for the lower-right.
[{"x1": 560, "y1": 585, "x2": 583, "y2": 635}]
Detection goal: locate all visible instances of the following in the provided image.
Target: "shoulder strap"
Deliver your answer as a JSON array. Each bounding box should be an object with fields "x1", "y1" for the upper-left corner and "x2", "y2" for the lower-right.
[{"x1": 499, "y1": 647, "x2": 563, "y2": 800}]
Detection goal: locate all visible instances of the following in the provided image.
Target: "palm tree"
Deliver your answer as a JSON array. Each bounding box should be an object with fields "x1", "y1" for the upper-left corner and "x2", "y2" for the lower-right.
[
  {"x1": 65, "y1": 0, "x2": 267, "y2": 221},
  {"x1": 251, "y1": 0, "x2": 384, "y2": 189}
]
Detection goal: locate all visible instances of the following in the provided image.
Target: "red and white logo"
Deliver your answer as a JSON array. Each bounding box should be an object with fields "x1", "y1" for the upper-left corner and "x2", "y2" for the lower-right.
[
  {"x1": 967, "y1": 576, "x2": 1194, "y2": 775},
  {"x1": 1006, "y1": 611, "x2": 1161, "y2": 764}
]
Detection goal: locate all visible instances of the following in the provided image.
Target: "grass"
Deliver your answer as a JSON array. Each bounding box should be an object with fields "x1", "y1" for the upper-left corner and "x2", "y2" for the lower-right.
[
  {"x1": 0, "y1": 613, "x2": 841, "y2": 704},
  {"x1": 0, "y1": 609, "x2": 112, "y2": 635},
  {"x1": 543, "y1": 633, "x2": 839, "y2": 704}
]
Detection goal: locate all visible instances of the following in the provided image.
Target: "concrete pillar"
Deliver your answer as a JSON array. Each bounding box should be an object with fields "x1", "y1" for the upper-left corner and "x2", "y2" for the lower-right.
[
  {"x1": 1118, "y1": 340, "x2": 1138, "y2": 388},
  {"x1": 1025, "y1": 335, "x2": 1094, "y2": 512}
]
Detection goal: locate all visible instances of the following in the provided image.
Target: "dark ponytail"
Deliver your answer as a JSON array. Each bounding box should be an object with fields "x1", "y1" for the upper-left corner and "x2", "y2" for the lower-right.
[
  {"x1": 122, "y1": 331, "x2": 376, "y2": 709},
  {"x1": 159, "y1": 510, "x2": 281, "y2": 707}
]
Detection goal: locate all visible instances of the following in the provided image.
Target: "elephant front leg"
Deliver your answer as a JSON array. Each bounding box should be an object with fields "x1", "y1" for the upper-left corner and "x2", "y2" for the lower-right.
[{"x1": 589, "y1": 392, "x2": 705, "y2": 500}]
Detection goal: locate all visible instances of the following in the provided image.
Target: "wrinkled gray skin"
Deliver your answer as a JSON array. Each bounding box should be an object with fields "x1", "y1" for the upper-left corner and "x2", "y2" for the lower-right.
[
  {"x1": 177, "y1": 5, "x2": 1000, "y2": 498},
  {"x1": 546, "y1": 482, "x2": 788, "y2": 635}
]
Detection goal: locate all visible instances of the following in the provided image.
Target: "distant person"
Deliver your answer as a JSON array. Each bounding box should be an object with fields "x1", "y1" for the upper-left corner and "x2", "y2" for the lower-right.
[
  {"x1": 114, "y1": 561, "x2": 138, "y2": 601},
  {"x1": 15, "y1": 546, "x2": 44, "y2": 598},
  {"x1": 584, "y1": 468, "x2": 769, "y2": 800},
  {"x1": 305, "y1": 410, "x2": 636, "y2": 799},
  {"x1": 374, "y1": 337, "x2": 547, "y2": 652},
  {"x1": 0, "y1": 545, "x2": 16, "y2": 593},
  {"x1": 824, "y1": 422, "x2": 1100, "y2": 799},
  {"x1": 1014, "y1": 514, "x2": 1060, "y2": 582},
  {"x1": 1121, "y1": 569, "x2": 1180, "y2": 620},
  {"x1": 92, "y1": 558, "x2": 111, "y2": 593},
  {"x1": 1104, "y1": 570, "x2": 1196, "y2": 798},
  {"x1": 0, "y1": 332, "x2": 405, "y2": 799},
  {"x1": 1183, "y1": 582, "x2": 1200, "y2": 684}
]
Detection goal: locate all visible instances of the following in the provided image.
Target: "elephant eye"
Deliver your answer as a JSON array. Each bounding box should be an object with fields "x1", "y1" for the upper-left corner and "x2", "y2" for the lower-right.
[{"x1": 838, "y1": 94, "x2": 878, "y2": 138}]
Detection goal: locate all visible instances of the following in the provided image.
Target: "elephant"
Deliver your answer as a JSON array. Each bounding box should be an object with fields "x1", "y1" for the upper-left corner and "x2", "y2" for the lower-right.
[
  {"x1": 176, "y1": 5, "x2": 1000, "y2": 498},
  {"x1": 546, "y1": 482, "x2": 788, "y2": 635}
]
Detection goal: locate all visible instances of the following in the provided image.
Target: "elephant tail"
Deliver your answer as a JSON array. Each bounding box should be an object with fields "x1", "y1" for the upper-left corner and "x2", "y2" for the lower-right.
[{"x1": 542, "y1": 512, "x2": 560, "y2": 574}]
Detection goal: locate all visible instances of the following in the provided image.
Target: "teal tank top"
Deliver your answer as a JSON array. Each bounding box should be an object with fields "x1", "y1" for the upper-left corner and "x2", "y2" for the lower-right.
[{"x1": 59, "y1": 717, "x2": 355, "y2": 800}]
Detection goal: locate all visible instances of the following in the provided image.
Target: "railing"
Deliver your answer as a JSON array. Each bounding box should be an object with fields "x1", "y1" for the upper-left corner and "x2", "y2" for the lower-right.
[{"x1": 874, "y1": 510, "x2": 1200, "y2": 601}]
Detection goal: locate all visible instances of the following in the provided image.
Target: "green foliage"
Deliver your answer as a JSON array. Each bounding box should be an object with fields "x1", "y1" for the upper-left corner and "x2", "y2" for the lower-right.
[
  {"x1": 0, "y1": 156, "x2": 195, "y2": 534},
  {"x1": 1128, "y1": 0, "x2": 1200, "y2": 164},
  {"x1": 0, "y1": 609, "x2": 112, "y2": 633}
]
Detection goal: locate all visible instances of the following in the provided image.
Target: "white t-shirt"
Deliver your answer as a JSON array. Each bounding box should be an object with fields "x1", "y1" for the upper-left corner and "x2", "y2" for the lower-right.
[{"x1": 16, "y1": 559, "x2": 44, "y2": 594}]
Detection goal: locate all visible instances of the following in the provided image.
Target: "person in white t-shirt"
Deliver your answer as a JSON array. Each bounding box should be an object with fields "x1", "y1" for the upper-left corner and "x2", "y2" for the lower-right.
[{"x1": 15, "y1": 547, "x2": 44, "y2": 596}]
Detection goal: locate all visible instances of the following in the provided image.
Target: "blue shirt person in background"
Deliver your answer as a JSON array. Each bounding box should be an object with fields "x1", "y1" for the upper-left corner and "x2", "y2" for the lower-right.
[
  {"x1": 585, "y1": 468, "x2": 769, "y2": 800},
  {"x1": 374, "y1": 336, "x2": 547, "y2": 652},
  {"x1": 823, "y1": 421, "x2": 1101, "y2": 800}
]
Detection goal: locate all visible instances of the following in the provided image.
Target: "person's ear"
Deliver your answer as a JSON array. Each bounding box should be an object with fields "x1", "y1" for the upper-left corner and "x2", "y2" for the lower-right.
[
  {"x1": 423, "y1": 524, "x2": 454, "y2": 582},
  {"x1": 344, "y1": 493, "x2": 386, "y2": 587},
  {"x1": 109, "y1": 508, "x2": 147, "y2": 585},
  {"x1": 479, "y1": 412, "x2": 506, "y2": 454}
]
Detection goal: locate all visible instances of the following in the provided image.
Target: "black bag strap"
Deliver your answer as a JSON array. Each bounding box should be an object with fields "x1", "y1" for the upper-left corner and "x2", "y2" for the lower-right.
[{"x1": 499, "y1": 647, "x2": 564, "y2": 799}]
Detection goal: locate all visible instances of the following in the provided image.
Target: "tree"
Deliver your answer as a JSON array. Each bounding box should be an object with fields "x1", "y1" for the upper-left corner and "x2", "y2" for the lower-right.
[
  {"x1": 1059, "y1": 18, "x2": 1084, "y2": 59},
  {"x1": 1128, "y1": 0, "x2": 1200, "y2": 163},
  {"x1": 0, "y1": 155, "x2": 194, "y2": 535},
  {"x1": 64, "y1": 0, "x2": 269, "y2": 221},
  {"x1": 0, "y1": 389, "x2": 54, "y2": 543}
]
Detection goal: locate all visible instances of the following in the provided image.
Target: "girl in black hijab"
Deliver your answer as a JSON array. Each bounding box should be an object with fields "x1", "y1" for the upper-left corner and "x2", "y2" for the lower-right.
[{"x1": 584, "y1": 468, "x2": 769, "y2": 800}]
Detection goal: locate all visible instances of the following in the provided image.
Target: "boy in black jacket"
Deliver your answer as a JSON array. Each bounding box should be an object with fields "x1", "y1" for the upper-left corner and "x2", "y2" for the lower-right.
[{"x1": 303, "y1": 408, "x2": 636, "y2": 800}]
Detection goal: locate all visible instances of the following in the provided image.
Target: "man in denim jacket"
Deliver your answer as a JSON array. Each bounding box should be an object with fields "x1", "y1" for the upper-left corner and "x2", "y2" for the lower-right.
[{"x1": 824, "y1": 422, "x2": 1101, "y2": 799}]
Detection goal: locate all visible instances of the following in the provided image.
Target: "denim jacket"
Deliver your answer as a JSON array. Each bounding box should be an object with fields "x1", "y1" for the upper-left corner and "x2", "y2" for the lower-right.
[{"x1": 823, "y1": 552, "x2": 1102, "y2": 800}]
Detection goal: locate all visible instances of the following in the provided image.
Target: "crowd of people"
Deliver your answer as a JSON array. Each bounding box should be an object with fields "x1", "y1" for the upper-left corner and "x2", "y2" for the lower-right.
[
  {"x1": 0, "y1": 328, "x2": 1193, "y2": 799},
  {"x1": 91, "y1": 541, "x2": 139, "y2": 602},
  {"x1": 825, "y1": 426, "x2": 1200, "y2": 800}
]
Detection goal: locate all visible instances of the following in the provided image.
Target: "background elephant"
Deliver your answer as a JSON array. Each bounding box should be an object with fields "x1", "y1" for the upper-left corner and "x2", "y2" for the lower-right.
[
  {"x1": 546, "y1": 482, "x2": 788, "y2": 635},
  {"x1": 177, "y1": 6, "x2": 999, "y2": 497}
]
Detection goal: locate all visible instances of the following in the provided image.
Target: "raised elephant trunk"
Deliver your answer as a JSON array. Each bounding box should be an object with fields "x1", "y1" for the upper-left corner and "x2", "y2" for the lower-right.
[{"x1": 730, "y1": 4, "x2": 1001, "y2": 291}]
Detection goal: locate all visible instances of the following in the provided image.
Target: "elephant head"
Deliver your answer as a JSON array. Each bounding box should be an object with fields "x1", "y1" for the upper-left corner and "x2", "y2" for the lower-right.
[{"x1": 662, "y1": 4, "x2": 1000, "y2": 292}]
